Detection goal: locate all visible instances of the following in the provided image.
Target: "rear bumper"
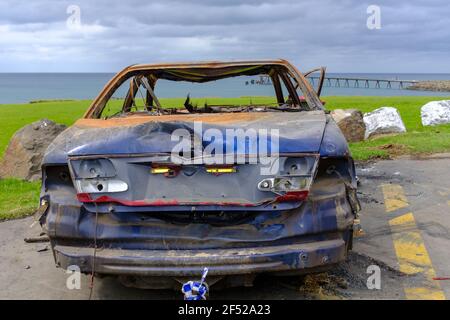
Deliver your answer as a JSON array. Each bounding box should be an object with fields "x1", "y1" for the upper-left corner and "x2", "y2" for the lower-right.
[{"x1": 54, "y1": 239, "x2": 346, "y2": 277}]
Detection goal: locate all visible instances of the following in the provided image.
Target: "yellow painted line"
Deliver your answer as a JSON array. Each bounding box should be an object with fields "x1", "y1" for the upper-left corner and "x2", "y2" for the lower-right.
[
  {"x1": 389, "y1": 215, "x2": 433, "y2": 275},
  {"x1": 381, "y1": 184, "x2": 409, "y2": 212},
  {"x1": 389, "y1": 212, "x2": 415, "y2": 227},
  {"x1": 405, "y1": 287, "x2": 446, "y2": 300},
  {"x1": 382, "y1": 185, "x2": 446, "y2": 300}
]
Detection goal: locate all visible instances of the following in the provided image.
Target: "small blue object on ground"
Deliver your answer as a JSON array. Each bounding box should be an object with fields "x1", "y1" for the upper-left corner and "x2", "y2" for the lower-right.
[{"x1": 181, "y1": 267, "x2": 209, "y2": 300}]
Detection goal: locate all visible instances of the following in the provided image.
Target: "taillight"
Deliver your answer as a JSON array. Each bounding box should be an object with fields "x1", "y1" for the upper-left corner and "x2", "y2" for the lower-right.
[
  {"x1": 275, "y1": 191, "x2": 309, "y2": 202},
  {"x1": 69, "y1": 158, "x2": 128, "y2": 194},
  {"x1": 73, "y1": 179, "x2": 128, "y2": 193},
  {"x1": 256, "y1": 156, "x2": 318, "y2": 202},
  {"x1": 258, "y1": 176, "x2": 309, "y2": 192},
  {"x1": 257, "y1": 176, "x2": 312, "y2": 202}
]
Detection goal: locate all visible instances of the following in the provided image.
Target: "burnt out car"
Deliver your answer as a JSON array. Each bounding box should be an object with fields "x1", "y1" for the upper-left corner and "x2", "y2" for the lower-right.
[{"x1": 39, "y1": 60, "x2": 360, "y2": 289}]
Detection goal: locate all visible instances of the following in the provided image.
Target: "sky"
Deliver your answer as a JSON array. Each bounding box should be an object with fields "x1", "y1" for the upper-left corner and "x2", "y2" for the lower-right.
[{"x1": 0, "y1": 0, "x2": 449, "y2": 73}]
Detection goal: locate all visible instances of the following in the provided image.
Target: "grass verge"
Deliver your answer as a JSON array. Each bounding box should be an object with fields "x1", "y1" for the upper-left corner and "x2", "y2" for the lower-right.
[
  {"x1": 322, "y1": 96, "x2": 450, "y2": 160},
  {"x1": 0, "y1": 179, "x2": 40, "y2": 220}
]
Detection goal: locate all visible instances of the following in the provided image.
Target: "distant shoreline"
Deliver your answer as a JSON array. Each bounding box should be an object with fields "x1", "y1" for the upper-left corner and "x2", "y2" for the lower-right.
[
  {"x1": 3, "y1": 95, "x2": 450, "y2": 106},
  {"x1": 407, "y1": 80, "x2": 450, "y2": 92},
  {"x1": 2, "y1": 73, "x2": 450, "y2": 104}
]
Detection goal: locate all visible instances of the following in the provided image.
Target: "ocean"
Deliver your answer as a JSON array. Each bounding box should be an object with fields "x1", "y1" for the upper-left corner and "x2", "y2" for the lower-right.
[{"x1": 1, "y1": 72, "x2": 450, "y2": 105}]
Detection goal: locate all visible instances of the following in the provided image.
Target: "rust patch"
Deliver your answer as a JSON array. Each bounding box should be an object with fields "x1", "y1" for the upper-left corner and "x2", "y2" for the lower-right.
[{"x1": 75, "y1": 112, "x2": 271, "y2": 128}]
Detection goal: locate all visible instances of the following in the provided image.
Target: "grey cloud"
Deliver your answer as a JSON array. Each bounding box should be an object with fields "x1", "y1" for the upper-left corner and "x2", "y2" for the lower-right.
[{"x1": 0, "y1": 0, "x2": 449, "y2": 72}]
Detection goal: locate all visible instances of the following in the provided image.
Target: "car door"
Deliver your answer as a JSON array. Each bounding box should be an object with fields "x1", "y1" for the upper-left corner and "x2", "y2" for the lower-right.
[{"x1": 303, "y1": 67, "x2": 326, "y2": 97}]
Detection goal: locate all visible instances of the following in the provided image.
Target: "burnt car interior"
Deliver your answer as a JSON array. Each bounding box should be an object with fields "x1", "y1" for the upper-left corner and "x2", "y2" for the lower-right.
[{"x1": 91, "y1": 64, "x2": 325, "y2": 119}]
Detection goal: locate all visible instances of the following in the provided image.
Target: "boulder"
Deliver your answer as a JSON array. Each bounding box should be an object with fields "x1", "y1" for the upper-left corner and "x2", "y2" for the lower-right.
[
  {"x1": 331, "y1": 109, "x2": 366, "y2": 142},
  {"x1": 363, "y1": 107, "x2": 406, "y2": 139},
  {"x1": 0, "y1": 119, "x2": 67, "y2": 181},
  {"x1": 420, "y1": 100, "x2": 450, "y2": 126}
]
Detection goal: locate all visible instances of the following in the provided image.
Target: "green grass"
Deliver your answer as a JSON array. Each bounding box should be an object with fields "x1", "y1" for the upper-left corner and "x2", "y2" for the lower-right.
[
  {"x1": 322, "y1": 96, "x2": 450, "y2": 160},
  {"x1": 0, "y1": 179, "x2": 40, "y2": 220},
  {"x1": 1, "y1": 95, "x2": 450, "y2": 220},
  {"x1": 0, "y1": 100, "x2": 90, "y2": 158}
]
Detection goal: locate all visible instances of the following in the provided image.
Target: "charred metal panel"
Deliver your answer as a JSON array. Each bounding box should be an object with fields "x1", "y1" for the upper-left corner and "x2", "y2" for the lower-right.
[
  {"x1": 43, "y1": 112, "x2": 327, "y2": 161},
  {"x1": 42, "y1": 169, "x2": 352, "y2": 247},
  {"x1": 43, "y1": 172, "x2": 353, "y2": 276},
  {"x1": 319, "y1": 115, "x2": 351, "y2": 157},
  {"x1": 53, "y1": 239, "x2": 347, "y2": 277},
  {"x1": 67, "y1": 156, "x2": 317, "y2": 207}
]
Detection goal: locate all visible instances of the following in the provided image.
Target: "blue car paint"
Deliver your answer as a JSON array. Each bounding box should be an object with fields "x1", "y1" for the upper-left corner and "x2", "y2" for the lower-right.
[{"x1": 41, "y1": 112, "x2": 357, "y2": 279}]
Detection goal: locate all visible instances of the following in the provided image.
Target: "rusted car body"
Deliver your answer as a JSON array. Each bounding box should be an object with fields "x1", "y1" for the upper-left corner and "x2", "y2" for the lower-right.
[{"x1": 39, "y1": 59, "x2": 360, "y2": 289}]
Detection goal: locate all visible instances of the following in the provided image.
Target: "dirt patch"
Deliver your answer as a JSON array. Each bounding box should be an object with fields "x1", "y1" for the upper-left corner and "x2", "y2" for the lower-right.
[
  {"x1": 369, "y1": 143, "x2": 411, "y2": 158},
  {"x1": 296, "y1": 273, "x2": 348, "y2": 299},
  {"x1": 367, "y1": 154, "x2": 392, "y2": 161},
  {"x1": 219, "y1": 251, "x2": 406, "y2": 300},
  {"x1": 357, "y1": 191, "x2": 381, "y2": 204},
  {"x1": 292, "y1": 252, "x2": 405, "y2": 299}
]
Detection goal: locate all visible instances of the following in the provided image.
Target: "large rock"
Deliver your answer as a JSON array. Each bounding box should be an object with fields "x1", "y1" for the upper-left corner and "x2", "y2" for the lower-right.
[
  {"x1": 0, "y1": 119, "x2": 67, "y2": 181},
  {"x1": 421, "y1": 100, "x2": 450, "y2": 126},
  {"x1": 363, "y1": 107, "x2": 406, "y2": 139},
  {"x1": 331, "y1": 109, "x2": 366, "y2": 142}
]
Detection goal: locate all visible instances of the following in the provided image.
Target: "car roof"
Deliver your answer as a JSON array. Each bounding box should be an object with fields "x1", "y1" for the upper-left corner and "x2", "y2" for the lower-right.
[{"x1": 126, "y1": 59, "x2": 291, "y2": 71}]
